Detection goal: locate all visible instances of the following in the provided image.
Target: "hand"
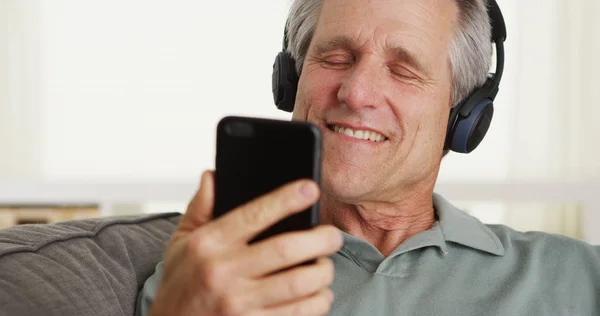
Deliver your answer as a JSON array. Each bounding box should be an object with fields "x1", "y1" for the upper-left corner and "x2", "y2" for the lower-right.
[{"x1": 149, "y1": 170, "x2": 343, "y2": 316}]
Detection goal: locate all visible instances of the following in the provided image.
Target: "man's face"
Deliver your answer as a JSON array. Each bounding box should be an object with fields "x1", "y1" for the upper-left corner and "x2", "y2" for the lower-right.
[{"x1": 292, "y1": 0, "x2": 458, "y2": 204}]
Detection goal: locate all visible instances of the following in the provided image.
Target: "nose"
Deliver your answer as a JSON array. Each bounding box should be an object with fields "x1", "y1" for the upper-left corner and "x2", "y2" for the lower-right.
[{"x1": 337, "y1": 58, "x2": 385, "y2": 111}]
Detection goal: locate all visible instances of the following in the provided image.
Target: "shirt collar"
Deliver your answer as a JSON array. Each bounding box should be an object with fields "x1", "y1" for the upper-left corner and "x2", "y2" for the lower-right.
[
  {"x1": 434, "y1": 192, "x2": 505, "y2": 256},
  {"x1": 337, "y1": 222, "x2": 450, "y2": 272},
  {"x1": 336, "y1": 193, "x2": 505, "y2": 266}
]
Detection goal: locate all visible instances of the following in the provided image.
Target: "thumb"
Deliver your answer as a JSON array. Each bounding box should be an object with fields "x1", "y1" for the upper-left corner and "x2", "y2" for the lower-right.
[{"x1": 178, "y1": 170, "x2": 215, "y2": 233}]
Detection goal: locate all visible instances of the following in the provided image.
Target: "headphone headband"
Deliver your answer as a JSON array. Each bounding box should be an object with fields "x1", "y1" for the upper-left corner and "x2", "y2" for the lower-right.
[{"x1": 488, "y1": 0, "x2": 507, "y2": 42}]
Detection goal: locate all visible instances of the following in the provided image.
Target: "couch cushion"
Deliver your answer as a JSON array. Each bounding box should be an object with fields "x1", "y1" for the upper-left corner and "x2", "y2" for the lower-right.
[{"x1": 0, "y1": 212, "x2": 181, "y2": 316}]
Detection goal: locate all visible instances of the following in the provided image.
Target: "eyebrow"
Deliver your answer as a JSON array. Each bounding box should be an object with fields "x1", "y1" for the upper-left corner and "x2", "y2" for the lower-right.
[
  {"x1": 313, "y1": 36, "x2": 354, "y2": 55},
  {"x1": 313, "y1": 35, "x2": 430, "y2": 76},
  {"x1": 391, "y1": 46, "x2": 430, "y2": 77}
]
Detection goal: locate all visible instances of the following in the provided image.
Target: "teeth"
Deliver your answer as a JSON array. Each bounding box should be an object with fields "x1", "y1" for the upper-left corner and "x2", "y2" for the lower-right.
[{"x1": 330, "y1": 125, "x2": 387, "y2": 142}]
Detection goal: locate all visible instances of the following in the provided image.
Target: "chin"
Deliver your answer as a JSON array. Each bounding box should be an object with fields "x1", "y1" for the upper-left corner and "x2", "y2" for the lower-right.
[{"x1": 320, "y1": 161, "x2": 373, "y2": 203}]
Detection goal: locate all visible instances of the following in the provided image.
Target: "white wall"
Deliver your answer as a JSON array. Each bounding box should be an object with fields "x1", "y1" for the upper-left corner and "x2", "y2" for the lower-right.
[{"x1": 40, "y1": 0, "x2": 292, "y2": 181}]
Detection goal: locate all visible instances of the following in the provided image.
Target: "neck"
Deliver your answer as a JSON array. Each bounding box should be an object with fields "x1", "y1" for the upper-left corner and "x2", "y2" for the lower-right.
[{"x1": 320, "y1": 183, "x2": 437, "y2": 257}]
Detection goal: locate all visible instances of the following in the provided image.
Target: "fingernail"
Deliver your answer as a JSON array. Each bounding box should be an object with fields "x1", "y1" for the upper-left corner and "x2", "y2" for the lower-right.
[{"x1": 300, "y1": 182, "x2": 318, "y2": 199}]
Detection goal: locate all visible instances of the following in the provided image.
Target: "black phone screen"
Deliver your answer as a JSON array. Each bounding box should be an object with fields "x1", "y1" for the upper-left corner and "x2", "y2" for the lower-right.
[{"x1": 213, "y1": 116, "x2": 322, "y2": 243}]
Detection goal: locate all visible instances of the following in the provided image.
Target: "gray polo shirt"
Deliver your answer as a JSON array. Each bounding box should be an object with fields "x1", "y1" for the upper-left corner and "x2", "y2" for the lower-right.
[{"x1": 136, "y1": 193, "x2": 600, "y2": 315}]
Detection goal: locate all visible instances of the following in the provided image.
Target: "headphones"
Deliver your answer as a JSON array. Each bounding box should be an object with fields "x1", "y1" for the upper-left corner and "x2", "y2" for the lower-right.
[{"x1": 272, "y1": 0, "x2": 506, "y2": 154}]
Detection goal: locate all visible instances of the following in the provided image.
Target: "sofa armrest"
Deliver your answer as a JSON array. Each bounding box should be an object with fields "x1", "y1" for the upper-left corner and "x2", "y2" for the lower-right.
[{"x1": 0, "y1": 212, "x2": 180, "y2": 316}]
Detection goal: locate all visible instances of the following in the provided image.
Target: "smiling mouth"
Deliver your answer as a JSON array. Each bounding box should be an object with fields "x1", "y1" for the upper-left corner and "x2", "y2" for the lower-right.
[{"x1": 327, "y1": 124, "x2": 388, "y2": 143}]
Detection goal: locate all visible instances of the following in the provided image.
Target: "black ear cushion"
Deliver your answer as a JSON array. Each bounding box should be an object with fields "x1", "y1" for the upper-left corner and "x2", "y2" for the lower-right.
[
  {"x1": 272, "y1": 52, "x2": 285, "y2": 106},
  {"x1": 444, "y1": 104, "x2": 461, "y2": 151},
  {"x1": 444, "y1": 75, "x2": 498, "y2": 154},
  {"x1": 448, "y1": 99, "x2": 494, "y2": 153},
  {"x1": 272, "y1": 51, "x2": 299, "y2": 112}
]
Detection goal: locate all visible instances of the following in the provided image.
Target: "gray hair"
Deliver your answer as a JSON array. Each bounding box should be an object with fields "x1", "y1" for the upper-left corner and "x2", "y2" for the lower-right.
[{"x1": 285, "y1": 0, "x2": 493, "y2": 107}]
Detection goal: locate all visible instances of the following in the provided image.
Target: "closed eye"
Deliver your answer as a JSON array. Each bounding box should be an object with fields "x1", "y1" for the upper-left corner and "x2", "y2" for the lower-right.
[
  {"x1": 389, "y1": 65, "x2": 422, "y2": 81},
  {"x1": 320, "y1": 54, "x2": 354, "y2": 69}
]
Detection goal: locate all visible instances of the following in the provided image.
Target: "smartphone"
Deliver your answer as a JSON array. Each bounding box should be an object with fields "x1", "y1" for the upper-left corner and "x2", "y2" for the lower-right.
[{"x1": 213, "y1": 116, "x2": 322, "y2": 244}]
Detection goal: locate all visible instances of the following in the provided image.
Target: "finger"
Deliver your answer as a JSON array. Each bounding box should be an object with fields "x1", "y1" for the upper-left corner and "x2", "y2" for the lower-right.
[
  {"x1": 202, "y1": 179, "x2": 320, "y2": 245},
  {"x1": 250, "y1": 288, "x2": 334, "y2": 316},
  {"x1": 229, "y1": 225, "x2": 343, "y2": 277},
  {"x1": 244, "y1": 257, "x2": 335, "y2": 309},
  {"x1": 178, "y1": 170, "x2": 215, "y2": 233}
]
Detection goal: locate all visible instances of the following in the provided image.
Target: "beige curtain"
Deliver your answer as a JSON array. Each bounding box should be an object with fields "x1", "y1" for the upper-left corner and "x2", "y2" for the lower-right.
[
  {"x1": 0, "y1": 0, "x2": 43, "y2": 179},
  {"x1": 504, "y1": 0, "x2": 600, "y2": 239}
]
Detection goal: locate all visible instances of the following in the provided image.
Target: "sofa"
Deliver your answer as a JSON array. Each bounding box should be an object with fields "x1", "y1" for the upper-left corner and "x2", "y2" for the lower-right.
[{"x1": 0, "y1": 212, "x2": 181, "y2": 316}]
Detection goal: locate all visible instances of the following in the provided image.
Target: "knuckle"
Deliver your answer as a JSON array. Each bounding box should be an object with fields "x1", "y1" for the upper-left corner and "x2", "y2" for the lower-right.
[
  {"x1": 190, "y1": 229, "x2": 219, "y2": 254},
  {"x1": 240, "y1": 203, "x2": 268, "y2": 227},
  {"x1": 281, "y1": 186, "x2": 303, "y2": 209},
  {"x1": 217, "y1": 294, "x2": 245, "y2": 316},
  {"x1": 200, "y1": 260, "x2": 228, "y2": 293},
  {"x1": 272, "y1": 237, "x2": 296, "y2": 262},
  {"x1": 286, "y1": 271, "x2": 308, "y2": 298},
  {"x1": 271, "y1": 183, "x2": 301, "y2": 212}
]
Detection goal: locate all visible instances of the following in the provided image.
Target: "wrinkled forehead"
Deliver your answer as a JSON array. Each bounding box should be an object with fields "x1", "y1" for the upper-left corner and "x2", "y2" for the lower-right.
[
  {"x1": 313, "y1": 0, "x2": 458, "y2": 51},
  {"x1": 310, "y1": 0, "x2": 459, "y2": 74}
]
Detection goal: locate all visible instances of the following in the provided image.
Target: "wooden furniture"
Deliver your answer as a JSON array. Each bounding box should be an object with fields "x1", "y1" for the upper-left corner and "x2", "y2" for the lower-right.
[{"x1": 0, "y1": 204, "x2": 100, "y2": 229}]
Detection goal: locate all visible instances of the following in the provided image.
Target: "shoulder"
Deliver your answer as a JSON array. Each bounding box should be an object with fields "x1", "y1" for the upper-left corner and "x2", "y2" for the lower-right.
[
  {"x1": 483, "y1": 224, "x2": 600, "y2": 308},
  {"x1": 486, "y1": 223, "x2": 600, "y2": 264}
]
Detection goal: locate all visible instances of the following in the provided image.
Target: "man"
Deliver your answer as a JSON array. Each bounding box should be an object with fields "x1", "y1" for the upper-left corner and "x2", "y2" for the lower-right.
[{"x1": 137, "y1": 0, "x2": 600, "y2": 315}]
